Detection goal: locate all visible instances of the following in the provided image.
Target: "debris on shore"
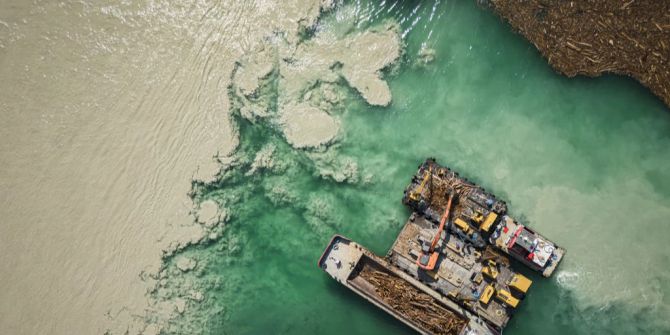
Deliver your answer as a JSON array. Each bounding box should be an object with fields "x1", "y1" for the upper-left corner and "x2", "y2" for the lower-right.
[{"x1": 483, "y1": 0, "x2": 670, "y2": 108}]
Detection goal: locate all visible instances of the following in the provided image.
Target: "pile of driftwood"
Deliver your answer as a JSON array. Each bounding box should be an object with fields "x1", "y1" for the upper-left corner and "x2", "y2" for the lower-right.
[
  {"x1": 360, "y1": 268, "x2": 466, "y2": 335},
  {"x1": 427, "y1": 170, "x2": 471, "y2": 210},
  {"x1": 486, "y1": 0, "x2": 670, "y2": 108}
]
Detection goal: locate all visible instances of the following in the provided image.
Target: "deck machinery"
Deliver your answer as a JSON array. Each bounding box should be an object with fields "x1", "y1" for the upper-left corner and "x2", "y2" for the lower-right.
[
  {"x1": 387, "y1": 213, "x2": 526, "y2": 330},
  {"x1": 318, "y1": 235, "x2": 499, "y2": 335},
  {"x1": 319, "y1": 158, "x2": 565, "y2": 334},
  {"x1": 402, "y1": 158, "x2": 565, "y2": 278}
]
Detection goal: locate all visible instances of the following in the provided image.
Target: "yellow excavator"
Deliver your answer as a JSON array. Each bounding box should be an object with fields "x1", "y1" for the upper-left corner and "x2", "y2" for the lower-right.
[
  {"x1": 416, "y1": 192, "x2": 454, "y2": 271},
  {"x1": 409, "y1": 165, "x2": 432, "y2": 202}
]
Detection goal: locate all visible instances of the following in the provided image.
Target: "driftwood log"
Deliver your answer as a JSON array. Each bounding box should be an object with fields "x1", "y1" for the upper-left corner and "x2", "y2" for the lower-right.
[{"x1": 360, "y1": 268, "x2": 466, "y2": 335}]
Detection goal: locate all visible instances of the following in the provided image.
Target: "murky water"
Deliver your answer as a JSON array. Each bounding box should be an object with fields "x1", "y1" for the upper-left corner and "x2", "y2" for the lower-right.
[
  {"x1": 0, "y1": 0, "x2": 335, "y2": 333},
  {"x1": 170, "y1": 1, "x2": 670, "y2": 334},
  {"x1": 2, "y1": 0, "x2": 670, "y2": 334}
]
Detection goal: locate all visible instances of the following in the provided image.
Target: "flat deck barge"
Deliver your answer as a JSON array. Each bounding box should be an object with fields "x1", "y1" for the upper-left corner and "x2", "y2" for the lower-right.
[
  {"x1": 387, "y1": 213, "x2": 529, "y2": 330},
  {"x1": 403, "y1": 158, "x2": 565, "y2": 277},
  {"x1": 318, "y1": 235, "x2": 498, "y2": 335},
  {"x1": 318, "y1": 158, "x2": 566, "y2": 334}
]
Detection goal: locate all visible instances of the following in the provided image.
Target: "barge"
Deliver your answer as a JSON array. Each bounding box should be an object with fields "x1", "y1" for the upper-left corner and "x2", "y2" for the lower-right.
[
  {"x1": 386, "y1": 213, "x2": 530, "y2": 330},
  {"x1": 402, "y1": 158, "x2": 565, "y2": 277},
  {"x1": 318, "y1": 235, "x2": 499, "y2": 335},
  {"x1": 318, "y1": 158, "x2": 566, "y2": 333}
]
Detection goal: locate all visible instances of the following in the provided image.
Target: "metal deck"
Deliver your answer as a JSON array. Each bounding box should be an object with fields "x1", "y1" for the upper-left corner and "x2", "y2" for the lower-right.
[
  {"x1": 318, "y1": 235, "x2": 498, "y2": 335},
  {"x1": 403, "y1": 158, "x2": 565, "y2": 277},
  {"x1": 387, "y1": 213, "x2": 527, "y2": 329},
  {"x1": 318, "y1": 158, "x2": 567, "y2": 334}
]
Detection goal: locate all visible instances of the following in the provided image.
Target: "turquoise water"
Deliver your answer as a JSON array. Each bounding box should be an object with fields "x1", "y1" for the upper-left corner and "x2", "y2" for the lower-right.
[{"x1": 164, "y1": 1, "x2": 670, "y2": 334}]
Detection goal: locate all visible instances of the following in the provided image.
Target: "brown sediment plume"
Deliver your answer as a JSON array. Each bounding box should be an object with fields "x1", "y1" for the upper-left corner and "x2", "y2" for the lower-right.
[
  {"x1": 483, "y1": 0, "x2": 670, "y2": 108},
  {"x1": 0, "y1": 0, "x2": 402, "y2": 334},
  {"x1": 232, "y1": 21, "x2": 402, "y2": 149}
]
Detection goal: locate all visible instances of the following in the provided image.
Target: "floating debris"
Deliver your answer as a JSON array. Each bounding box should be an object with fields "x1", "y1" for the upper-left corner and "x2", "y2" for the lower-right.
[{"x1": 483, "y1": 0, "x2": 670, "y2": 108}]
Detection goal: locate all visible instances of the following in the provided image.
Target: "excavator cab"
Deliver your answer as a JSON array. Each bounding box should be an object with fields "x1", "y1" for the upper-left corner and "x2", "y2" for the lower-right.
[
  {"x1": 482, "y1": 259, "x2": 499, "y2": 280},
  {"x1": 417, "y1": 240, "x2": 438, "y2": 269},
  {"x1": 471, "y1": 212, "x2": 485, "y2": 225},
  {"x1": 417, "y1": 251, "x2": 439, "y2": 270}
]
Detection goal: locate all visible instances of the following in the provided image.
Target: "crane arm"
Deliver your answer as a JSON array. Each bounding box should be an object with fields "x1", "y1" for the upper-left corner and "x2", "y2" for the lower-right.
[
  {"x1": 410, "y1": 166, "x2": 432, "y2": 201},
  {"x1": 430, "y1": 193, "x2": 454, "y2": 251}
]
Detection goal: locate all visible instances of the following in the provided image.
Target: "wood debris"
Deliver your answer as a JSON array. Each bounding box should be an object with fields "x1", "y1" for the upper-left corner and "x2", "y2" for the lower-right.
[
  {"x1": 483, "y1": 0, "x2": 670, "y2": 108},
  {"x1": 359, "y1": 267, "x2": 466, "y2": 335}
]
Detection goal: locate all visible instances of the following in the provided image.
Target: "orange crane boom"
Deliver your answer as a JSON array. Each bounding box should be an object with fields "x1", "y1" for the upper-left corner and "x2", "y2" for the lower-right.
[
  {"x1": 416, "y1": 192, "x2": 454, "y2": 271},
  {"x1": 431, "y1": 193, "x2": 454, "y2": 250}
]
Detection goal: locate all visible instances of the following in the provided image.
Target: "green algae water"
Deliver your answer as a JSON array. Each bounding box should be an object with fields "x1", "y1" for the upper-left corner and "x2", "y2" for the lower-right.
[{"x1": 164, "y1": 1, "x2": 670, "y2": 334}]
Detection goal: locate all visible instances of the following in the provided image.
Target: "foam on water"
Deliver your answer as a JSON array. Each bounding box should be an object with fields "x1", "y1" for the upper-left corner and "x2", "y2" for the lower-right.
[
  {"x1": 161, "y1": 1, "x2": 670, "y2": 334},
  {"x1": 4, "y1": 0, "x2": 664, "y2": 333}
]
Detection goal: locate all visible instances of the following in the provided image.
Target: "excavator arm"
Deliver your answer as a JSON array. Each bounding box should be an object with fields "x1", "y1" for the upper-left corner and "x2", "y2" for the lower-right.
[
  {"x1": 416, "y1": 192, "x2": 454, "y2": 271},
  {"x1": 430, "y1": 193, "x2": 454, "y2": 250}
]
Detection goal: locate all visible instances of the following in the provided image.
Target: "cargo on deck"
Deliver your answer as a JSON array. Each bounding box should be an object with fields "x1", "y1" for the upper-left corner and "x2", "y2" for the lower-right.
[
  {"x1": 402, "y1": 158, "x2": 565, "y2": 277},
  {"x1": 318, "y1": 235, "x2": 499, "y2": 335},
  {"x1": 318, "y1": 158, "x2": 566, "y2": 334}
]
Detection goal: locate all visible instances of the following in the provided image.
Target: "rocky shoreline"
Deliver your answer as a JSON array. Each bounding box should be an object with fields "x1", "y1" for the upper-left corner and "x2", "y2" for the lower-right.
[{"x1": 483, "y1": 0, "x2": 670, "y2": 109}]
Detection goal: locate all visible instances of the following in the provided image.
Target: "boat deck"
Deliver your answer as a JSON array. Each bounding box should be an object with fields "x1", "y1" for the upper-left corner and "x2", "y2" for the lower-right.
[
  {"x1": 318, "y1": 158, "x2": 566, "y2": 334},
  {"x1": 387, "y1": 213, "x2": 528, "y2": 329},
  {"x1": 318, "y1": 235, "x2": 498, "y2": 335},
  {"x1": 403, "y1": 158, "x2": 565, "y2": 277}
]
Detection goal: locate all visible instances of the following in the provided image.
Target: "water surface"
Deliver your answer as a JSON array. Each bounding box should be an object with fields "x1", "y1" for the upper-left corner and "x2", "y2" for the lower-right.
[{"x1": 168, "y1": 1, "x2": 670, "y2": 334}]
